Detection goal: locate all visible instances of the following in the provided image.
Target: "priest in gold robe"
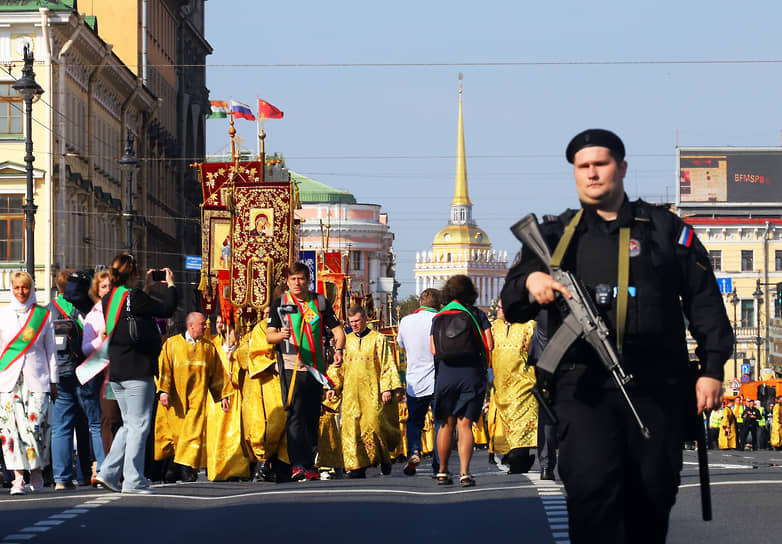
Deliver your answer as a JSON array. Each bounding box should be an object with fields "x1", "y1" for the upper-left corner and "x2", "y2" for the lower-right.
[
  {"x1": 246, "y1": 306, "x2": 289, "y2": 481},
  {"x1": 155, "y1": 312, "x2": 228, "y2": 482},
  {"x1": 488, "y1": 300, "x2": 537, "y2": 474},
  {"x1": 338, "y1": 306, "x2": 403, "y2": 478},
  {"x1": 205, "y1": 327, "x2": 250, "y2": 481},
  {"x1": 769, "y1": 397, "x2": 781, "y2": 449},
  {"x1": 718, "y1": 399, "x2": 737, "y2": 450}
]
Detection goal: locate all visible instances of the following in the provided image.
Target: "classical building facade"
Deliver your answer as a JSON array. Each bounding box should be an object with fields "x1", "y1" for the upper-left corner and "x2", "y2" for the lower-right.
[
  {"x1": 292, "y1": 171, "x2": 397, "y2": 313},
  {"x1": 683, "y1": 216, "x2": 782, "y2": 384},
  {"x1": 415, "y1": 80, "x2": 507, "y2": 307},
  {"x1": 0, "y1": 1, "x2": 210, "y2": 303}
]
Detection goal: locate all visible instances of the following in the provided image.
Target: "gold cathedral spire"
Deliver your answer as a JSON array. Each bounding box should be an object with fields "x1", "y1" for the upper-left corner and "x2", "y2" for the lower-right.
[{"x1": 452, "y1": 73, "x2": 472, "y2": 207}]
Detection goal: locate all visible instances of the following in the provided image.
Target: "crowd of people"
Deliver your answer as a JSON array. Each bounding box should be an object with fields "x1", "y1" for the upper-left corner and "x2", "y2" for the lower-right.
[
  {"x1": 2, "y1": 128, "x2": 775, "y2": 543},
  {"x1": 706, "y1": 395, "x2": 782, "y2": 451},
  {"x1": 0, "y1": 256, "x2": 553, "y2": 494}
]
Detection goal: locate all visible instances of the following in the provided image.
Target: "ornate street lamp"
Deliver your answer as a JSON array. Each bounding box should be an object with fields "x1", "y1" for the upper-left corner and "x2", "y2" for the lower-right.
[
  {"x1": 753, "y1": 279, "x2": 764, "y2": 381},
  {"x1": 730, "y1": 288, "x2": 739, "y2": 380},
  {"x1": 118, "y1": 130, "x2": 139, "y2": 252},
  {"x1": 12, "y1": 44, "x2": 43, "y2": 278}
]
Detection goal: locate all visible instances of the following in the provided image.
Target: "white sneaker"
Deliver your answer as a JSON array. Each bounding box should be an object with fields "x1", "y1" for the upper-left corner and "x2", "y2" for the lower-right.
[
  {"x1": 10, "y1": 478, "x2": 25, "y2": 496},
  {"x1": 121, "y1": 487, "x2": 155, "y2": 495}
]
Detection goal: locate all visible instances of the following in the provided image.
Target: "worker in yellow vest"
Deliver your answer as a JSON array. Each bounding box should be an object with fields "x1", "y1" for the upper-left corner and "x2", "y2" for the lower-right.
[{"x1": 707, "y1": 408, "x2": 722, "y2": 449}]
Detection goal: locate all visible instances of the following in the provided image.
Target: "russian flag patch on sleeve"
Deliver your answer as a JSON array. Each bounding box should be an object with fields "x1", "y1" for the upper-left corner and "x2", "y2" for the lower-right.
[{"x1": 677, "y1": 226, "x2": 694, "y2": 247}]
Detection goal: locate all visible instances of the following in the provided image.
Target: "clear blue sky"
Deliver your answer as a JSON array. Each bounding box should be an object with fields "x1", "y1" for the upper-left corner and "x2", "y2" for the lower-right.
[{"x1": 204, "y1": 1, "x2": 782, "y2": 298}]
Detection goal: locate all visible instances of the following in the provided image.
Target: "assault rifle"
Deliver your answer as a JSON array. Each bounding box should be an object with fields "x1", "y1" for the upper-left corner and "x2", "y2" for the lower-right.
[{"x1": 510, "y1": 213, "x2": 651, "y2": 439}]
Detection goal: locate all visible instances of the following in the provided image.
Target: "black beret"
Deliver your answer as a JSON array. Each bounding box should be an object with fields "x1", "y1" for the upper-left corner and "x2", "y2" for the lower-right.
[{"x1": 565, "y1": 129, "x2": 625, "y2": 164}]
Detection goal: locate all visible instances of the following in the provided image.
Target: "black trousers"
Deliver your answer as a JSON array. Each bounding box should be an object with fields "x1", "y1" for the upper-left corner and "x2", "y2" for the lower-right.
[
  {"x1": 553, "y1": 372, "x2": 685, "y2": 544},
  {"x1": 284, "y1": 370, "x2": 322, "y2": 469},
  {"x1": 739, "y1": 423, "x2": 759, "y2": 450}
]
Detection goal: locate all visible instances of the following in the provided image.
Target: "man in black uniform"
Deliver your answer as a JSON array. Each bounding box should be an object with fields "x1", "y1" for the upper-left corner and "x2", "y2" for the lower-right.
[
  {"x1": 741, "y1": 399, "x2": 762, "y2": 450},
  {"x1": 501, "y1": 129, "x2": 733, "y2": 543}
]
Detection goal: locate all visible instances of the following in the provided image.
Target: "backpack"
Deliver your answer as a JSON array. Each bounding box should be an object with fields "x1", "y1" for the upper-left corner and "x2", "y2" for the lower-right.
[
  {"x1": 50, "y1": 302, "x2": 85, "y2": 374},
  {"x1": 64, "y1": 268, "x2": 95, "y2": 315},
  {"x1": 432, "y1": 302, "x2": 485, "y2": 364}
]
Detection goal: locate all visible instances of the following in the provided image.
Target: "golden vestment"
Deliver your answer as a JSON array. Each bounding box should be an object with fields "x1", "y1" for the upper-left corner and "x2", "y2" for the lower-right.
[
  {"x1": 155, "y1": 335, "x2": 224, "y2": 469},
  {"x1": 317, "y1": 363, "x2": 344, "y2": 470},
  {"x1": 770, "y1": 403, "x2": 782, "y2": 448},
  {"x1": 421, "y1": 408, "x2": 435, "y2": 455},
  {"x1": 340, "y1": 329, "x2": 402, "y2": 471},
  {"x1": 472, "y1": 409, "x2": 489, "y2": 446},
  {"x1": 246, "y1": 322, "x2": 289, "y2": 463},
  {"x1": 718, "y1": 406, "x2": 737, "y2": 450},
  {"x1": 393, "y1": 400, "x2": 409, "y2": 459},
  {"x1": 487, "y1": 319, "x2": 538, "y2": 454},
  {"x1": 204, "y1": 338, "x2": 250, "y2": 481}
]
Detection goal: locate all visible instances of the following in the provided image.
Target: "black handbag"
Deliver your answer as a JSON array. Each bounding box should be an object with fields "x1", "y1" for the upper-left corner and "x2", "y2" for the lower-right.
[{"x1": 125, "y1": 290, "x2": 161, "y2": 347}]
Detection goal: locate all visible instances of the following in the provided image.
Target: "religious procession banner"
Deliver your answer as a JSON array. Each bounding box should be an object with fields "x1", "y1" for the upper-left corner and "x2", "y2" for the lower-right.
[
  {"x1": 199, "y1": 160, "x2": 265, "y2": 209},
  {"x1": 299, "y1": 250, "x2": 317, "y2": 293},
  {"x1": 196, "y1": 160, "x2": 296, "y2": 313},
  {"x1": 230, "y1": 181, "x2": 294, "y2": 308}
]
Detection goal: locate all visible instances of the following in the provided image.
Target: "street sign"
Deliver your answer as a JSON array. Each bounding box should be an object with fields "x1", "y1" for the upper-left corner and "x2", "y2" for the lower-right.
[
  {"x1": 741, "y1": 363, "x2": 751, "y2": 375},
  {"x1": 741, "y1": 374, "x2": 750, "y2": 383},
  {"x1": 731, "y1": 379, "x2": 740, "y2": 389},
  {"x1": 716, "y1": 277, "x2": 732, "y2": 294},
  {"x1": 185, "y1": 255, "x2": 202, "y2": 271}
]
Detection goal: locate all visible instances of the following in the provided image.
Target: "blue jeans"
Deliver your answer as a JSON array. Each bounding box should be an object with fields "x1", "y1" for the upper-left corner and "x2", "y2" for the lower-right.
[
  {"x1": 51, "y1": 374, "x2": 105, "y2": 483},
  {"x1": 97, "y1": 378, "x2": 155, "y2": 491},
  {"x1": 406, "y1": 394, "x2": 440, "y2": 474}
]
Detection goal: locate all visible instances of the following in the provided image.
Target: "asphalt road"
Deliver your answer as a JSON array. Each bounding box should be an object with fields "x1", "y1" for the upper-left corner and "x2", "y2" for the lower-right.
[{"x1": 2, "y1": 448, "x2": 781, "y2": 544}]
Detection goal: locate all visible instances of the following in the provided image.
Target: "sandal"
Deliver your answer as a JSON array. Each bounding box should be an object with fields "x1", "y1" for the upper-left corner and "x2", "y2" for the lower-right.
[
  {"x1": 403, "y1": 454, "x2": 421, "y2": 476},
  {"x1": 436, "y1": 472, "x2": 453, "y2": 485},
  {"x1": 460, "y1": 474, "x2": 476, "y2": 487}
]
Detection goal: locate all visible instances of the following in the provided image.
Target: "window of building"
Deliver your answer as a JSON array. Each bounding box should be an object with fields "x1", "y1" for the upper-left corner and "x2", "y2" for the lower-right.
[
  {"x1": 352, "y1": 251, "x2": 362, "y2": 271},
  {"x1": 741, "y1": 250, "x2": 754, "y2": 272},
  {"x1": 0, "y1": 195, "x2": 24, "y2": 262},
  {"x1": 776, "y1": 250, "x2": 782, "y2": 271},
  {"x1": 709, "y1": 250, "x2": 722, "y2": 271},
  {"x1": 0, "y1": 83, "x2": 23, "y2": 135},
  {"x1": 740, "y1": 299, "x2": 755, "y2": 328}
]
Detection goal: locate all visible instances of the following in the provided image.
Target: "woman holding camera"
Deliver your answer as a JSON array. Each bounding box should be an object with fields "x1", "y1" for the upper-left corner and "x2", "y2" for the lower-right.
[{"x1": 94, "y1": 253, "x2": 176, "y2": 494}]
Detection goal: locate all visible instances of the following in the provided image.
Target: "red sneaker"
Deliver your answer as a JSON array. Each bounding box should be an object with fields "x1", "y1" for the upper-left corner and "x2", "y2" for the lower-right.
[
  {"x1": 291, "y1": 466, "x2": 306, "y2": 481},
  {"x1": 304, "y1": 468, "x2": 319, "y2": 481}
]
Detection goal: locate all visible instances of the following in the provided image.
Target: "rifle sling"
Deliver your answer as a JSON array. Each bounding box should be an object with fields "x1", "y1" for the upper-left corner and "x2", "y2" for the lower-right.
[
  {"x1": 616, "y1": 227, "x2": 631, "y2": 356},
  {"x1": 550, "y1": 209, "x2": 583, "y2": 268}
]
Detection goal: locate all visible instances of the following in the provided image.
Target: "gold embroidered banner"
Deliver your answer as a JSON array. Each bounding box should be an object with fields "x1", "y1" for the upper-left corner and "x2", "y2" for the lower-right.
[
  {"x1": 230, "y1": 182, "x2": 294, "y2": 308},
  {"x1": 199, "y1": 161, "x2": 264, "y2": 209}
]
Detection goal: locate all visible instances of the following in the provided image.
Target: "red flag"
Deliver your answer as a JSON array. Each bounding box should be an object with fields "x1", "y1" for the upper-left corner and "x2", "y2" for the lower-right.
[{"x1": 257, "y1": 99, "x2": 284, "y2": 119}]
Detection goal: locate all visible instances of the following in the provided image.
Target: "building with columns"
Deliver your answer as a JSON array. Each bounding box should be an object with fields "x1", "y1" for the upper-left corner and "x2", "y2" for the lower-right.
[
  {"x1": 292, "y1": 171, "x2": 397, "y2": 312},
  {"x1": 414, "y1": 79, "x2": 507, "y2": 307},
  {"x1": 0, "y1": 1, "x2": 210, "y2": 304}
]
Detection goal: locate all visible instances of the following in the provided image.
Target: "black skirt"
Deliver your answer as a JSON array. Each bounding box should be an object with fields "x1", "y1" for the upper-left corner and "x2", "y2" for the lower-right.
[{"x1": 434, "y1": 362, "x2": 487, "y2": 422}]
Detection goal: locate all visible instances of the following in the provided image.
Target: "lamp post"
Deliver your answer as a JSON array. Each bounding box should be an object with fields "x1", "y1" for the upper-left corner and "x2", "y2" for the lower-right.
[
  {"x1": 730, "y1": 288, "x2": 739, "y2": 380},
  {"x1": 12, "y1": 44, "x2": 43, "y2": 278},
  {"x1": 753, "y1": 279, "x2": 764, "y2": 382},
  {"x1": 119, "y1": 130, "x2": 139, "y2": 252}
]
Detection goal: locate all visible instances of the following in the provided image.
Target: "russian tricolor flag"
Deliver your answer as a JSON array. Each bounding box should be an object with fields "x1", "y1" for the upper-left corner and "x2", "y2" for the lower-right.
[
  {"x1": 678, "y1": 226, "x2": 694, "y2": 247},
  {"x1": 231, "y1": 100, "x2": 255, "y2": 121}
]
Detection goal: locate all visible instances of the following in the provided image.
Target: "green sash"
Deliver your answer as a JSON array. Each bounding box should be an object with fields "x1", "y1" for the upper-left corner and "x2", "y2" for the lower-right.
[
  {"x1": 284, "y1": 291, "x2": 325, "y2": 374},
  {"x1": 53, "y1": 294, "x2": 82, "y2": 330},
  {"x1": 105, "y1": 286, "x2": 129, "y2": 336},
  {"x1": 0, "y1": 305, "x2": 50, "y2": 373}
]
